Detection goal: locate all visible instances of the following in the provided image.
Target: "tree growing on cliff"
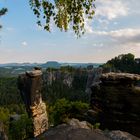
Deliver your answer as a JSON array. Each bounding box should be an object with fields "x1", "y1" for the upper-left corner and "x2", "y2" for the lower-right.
[{"x1": 29, "y1": 0, "x2": 95, "y2": 37}]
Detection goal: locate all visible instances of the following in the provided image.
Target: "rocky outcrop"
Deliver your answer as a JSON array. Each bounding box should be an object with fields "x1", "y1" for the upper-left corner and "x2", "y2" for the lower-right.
[
  {"x1": 18, "y1": 69, "x2": 48, "y2": 137},
  {"x1": 66, "y1": 118, "x2": 92, "y2": 130},
  {"x1": 35, "y1": 118, "x2": 109, "y2": 140},
  {"x1": 86, "y1": 68, "x2": 102, "y2": 94},
  {"x1": 43, "y1": 71, "x2": 73, "y2": 87},
  {"x1": 106, "y1": 130, "x2": 140, "y2": 140},
  {"x1": 101, "y1": 72, "x2": 140, "y2": 84},
  {"x1": 35, "y1": 119, "x2": 140, "y2": 140},
  {"x1": 91, "y1": 72, "x2": 140, "y2": 137},
  {"x1": 85, "y1": 69, "x2": 94, "y2": 94}
]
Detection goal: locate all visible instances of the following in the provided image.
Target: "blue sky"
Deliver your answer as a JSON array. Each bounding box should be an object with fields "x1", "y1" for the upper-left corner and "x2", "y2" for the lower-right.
[{"x1": 0, "y1": 0, "x2": 140, "y2": 63}]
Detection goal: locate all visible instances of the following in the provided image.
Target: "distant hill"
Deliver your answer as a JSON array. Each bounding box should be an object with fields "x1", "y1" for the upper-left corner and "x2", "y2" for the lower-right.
[
  {"x1": 0, "y1": 61, "x2": 102, "y2": 68},
  {"x1": 40, "y1": 61, "x2": 61, "y2": 68},
  {"x1": 0, "y1": 61, "x2": 103, "y2": 77}
]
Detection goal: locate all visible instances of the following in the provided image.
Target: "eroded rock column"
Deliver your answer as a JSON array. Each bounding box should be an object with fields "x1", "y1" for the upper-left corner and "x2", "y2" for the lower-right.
[{"x1": 18, "y1": 68, "x2": 48, "y2": 137}]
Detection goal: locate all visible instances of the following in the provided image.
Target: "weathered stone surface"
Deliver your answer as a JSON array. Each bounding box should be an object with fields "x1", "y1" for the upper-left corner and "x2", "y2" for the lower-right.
[
  {"x1": 26, "y1": 70, "x2": 42, "y2": 77},
  {"x1": 101, "y1": 72, "x2": 140, "y2": 84},
  {"x1": 66, "y1": 118, "x2": 92, "y2": 129},
  {"x1": 91, "y1": 72, "x2": 140, "y2": 137},
  {"x1": 43, "y1": 70, "x2": 73, "y2": 87},
  {"x1": 34, "y1": 119, "x2": 140, "y2": 140},
  {"x1": 18, "y1": 68, "x2": 48, "y2": 137},
  {"x1": 35, "y1": 119, "x2": 110, "y2": 140},
  {"x1": 86, "y1": 68, "x2": 102, "y2": 94},
  {"x1": 106, "y1": 130, "x2": 140, "y2": 140}
]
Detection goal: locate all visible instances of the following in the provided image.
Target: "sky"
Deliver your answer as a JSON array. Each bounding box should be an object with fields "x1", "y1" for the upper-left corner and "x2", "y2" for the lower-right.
[{"x1": 0, "y1": 0, "x2": 140, "y2": 63}]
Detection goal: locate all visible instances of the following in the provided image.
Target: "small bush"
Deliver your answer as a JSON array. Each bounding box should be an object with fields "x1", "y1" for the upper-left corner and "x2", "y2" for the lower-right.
[{"x1": 48, "y1": 98, "x2": 89, "y2": 126}]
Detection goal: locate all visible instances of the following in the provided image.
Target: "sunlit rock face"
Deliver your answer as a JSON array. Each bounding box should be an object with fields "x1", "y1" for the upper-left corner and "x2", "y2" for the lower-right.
[
  {"x1": 91, "y1": 72, "x2": 140, "y2": 137},
  {"x1": 18, "y1": 69, "x2": 48, "y2": 137}
]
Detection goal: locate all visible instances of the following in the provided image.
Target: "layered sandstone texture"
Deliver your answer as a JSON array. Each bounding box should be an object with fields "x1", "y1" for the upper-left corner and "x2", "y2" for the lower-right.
[
  {"x1": 18, "y1": 69, "x2": 48, "y2": 137},
  {"x1": 91, "y1": 72, "x2": 140, "y2": 137}
]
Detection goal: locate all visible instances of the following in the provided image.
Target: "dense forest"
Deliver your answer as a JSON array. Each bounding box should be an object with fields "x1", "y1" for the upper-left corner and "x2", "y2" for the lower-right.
[{"x1": 102, "y1": 53, "x2": 140, "y2": 74}]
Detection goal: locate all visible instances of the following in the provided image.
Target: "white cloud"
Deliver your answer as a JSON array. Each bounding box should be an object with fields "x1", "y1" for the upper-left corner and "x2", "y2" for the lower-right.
[
  {"x1": 93, "y1": 28, "x2": 140, "y2": 40},
  {"x1": 119, "y1": 42, "x2": 140, "y2": 58},
  {"x1": 95, "y1": 0, "x2": 129, "y2": 20},
  {"x1": 92, "y1": 43, "x2": 104, "y2": 47},
  {"x1": 109, "y1": 28, "x2": 140, "y2": 38},
  {"x1": 89, "y1": 28, "x2": 140, "y2": 58},
  {"x1": 84, "y1": 14, "x2": 94, "y2": 34},
  {"x1": 84, "y1": 0, "x2": 129, "y2": 34},
  {"x1": 85, "y1": 20, "x2": 93, "y2": 34},
  {"x1": 98, "y1": 19, "x2": 109, "y2": 25},
  {"x1": 21, "y1": 41, "x2": 28, "y2": 47}
]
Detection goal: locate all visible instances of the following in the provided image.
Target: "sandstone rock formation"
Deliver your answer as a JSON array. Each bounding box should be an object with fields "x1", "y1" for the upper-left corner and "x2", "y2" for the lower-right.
[
  {"x1": 35, "y1": 118, "x2": 140, "y2": 140},
  {"x1": 66, "y1": 118, "x2": 92, "y2": 130},
  {"x1": 18, "y1": 69, "x2": 48, "y2": 137},
  {"x1": 43, "y1": 70, "x2": 73, "y2": 87},
  {"x1": 91, "y1": 72, "x2": 140, "y2": 137},
  {"x1": 106, "y1": 130, "x2": 140, "y2": 140},
  {"x1": 101, "y1": 72, "x2": 140, "y2": 84},
  {"x1": 86, "y1": 67, "x2": 102, "y2": 94}
]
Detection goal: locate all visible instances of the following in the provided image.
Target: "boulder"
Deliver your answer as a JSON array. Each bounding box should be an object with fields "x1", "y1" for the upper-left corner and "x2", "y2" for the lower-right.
[
  {"x1": 35, "y1": 119, "x2": 140, "y2": 140},
  {"x1": 106, "y1": 130, "x2": 140, "y2": 140},
  {"x1": 35, "y1": 119, "x2": 110, "y2": 140}
]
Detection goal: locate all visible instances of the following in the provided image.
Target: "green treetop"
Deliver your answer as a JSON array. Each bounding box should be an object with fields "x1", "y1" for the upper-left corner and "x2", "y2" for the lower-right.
[{"x1": 29, "y1": 0, "x2": 95, "y2": 37}]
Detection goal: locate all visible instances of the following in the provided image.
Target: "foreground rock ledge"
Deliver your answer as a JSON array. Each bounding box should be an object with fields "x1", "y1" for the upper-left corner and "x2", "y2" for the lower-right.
[
  {"x1": 101, "y1": 72, "x2": 140, "y2": 81},
  {"x1": 35, "y1": 119, "x2": 140, "y2": 140}
]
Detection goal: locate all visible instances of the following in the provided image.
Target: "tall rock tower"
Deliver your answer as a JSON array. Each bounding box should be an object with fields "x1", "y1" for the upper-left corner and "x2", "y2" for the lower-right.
[{"x1": 18, "y1": 68, "x2": 48, "y2": 137}]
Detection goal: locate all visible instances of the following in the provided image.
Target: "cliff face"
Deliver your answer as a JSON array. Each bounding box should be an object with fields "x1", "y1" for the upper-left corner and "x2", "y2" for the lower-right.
[
  {"x1": 86, "y1": 68, "x2": 102, "y2": 94},
  {"x1": 43, "y1": 71, "x2": 74, "y2": 88},
  {"x1": 43, "y1": 68, "x2": 102, "y2": 93},
  {"x1": 91, "y1": 72, "x2": 140, "y2": 137}
]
